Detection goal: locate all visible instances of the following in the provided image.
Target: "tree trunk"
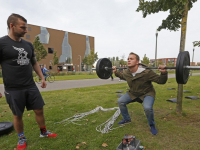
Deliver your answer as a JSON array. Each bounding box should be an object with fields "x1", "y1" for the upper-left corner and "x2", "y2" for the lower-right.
[{"x1": 176, "y1": 2, "x2": 189, "y2": 114}]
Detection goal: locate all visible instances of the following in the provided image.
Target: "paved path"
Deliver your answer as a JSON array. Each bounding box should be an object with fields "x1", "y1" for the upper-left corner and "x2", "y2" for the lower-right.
[{"x1": 0, "y1": 73, "x2": 200, "y2": 95}]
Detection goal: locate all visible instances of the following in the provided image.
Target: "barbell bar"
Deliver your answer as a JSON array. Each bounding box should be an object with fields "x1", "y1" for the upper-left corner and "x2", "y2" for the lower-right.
[
  {"x1": 95, "y1": 51, "x2": 196, "y2": 84},
  {"x1": 105, "y1": 66, "x2": 200, "y2": 71},
  {"x1": 104, "y1": 66, "x2": 177, "y2": 70}
]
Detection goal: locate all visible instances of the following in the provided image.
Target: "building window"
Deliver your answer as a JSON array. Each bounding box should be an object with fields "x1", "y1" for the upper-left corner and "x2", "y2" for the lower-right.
[
  {"x1": 26, "y1": 34, "x2": 30, "y2": 39},
  {"x1": 48, "y1": 48, "x2": 54, "y2": 54},
  {"x1": 36, "y1": 27, "x2": 50, "y2": 44},
  {"x1": 28, "y1": 27, "x2": 31, "y2": 31},
  {"x1": 49, "y1": 66, "x2": 52, "y2": 69}
]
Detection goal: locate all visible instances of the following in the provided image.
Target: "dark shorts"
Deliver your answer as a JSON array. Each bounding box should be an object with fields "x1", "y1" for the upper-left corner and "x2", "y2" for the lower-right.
[{"x1": 4, "y1": 85, "x2": 45, "y2": 116}]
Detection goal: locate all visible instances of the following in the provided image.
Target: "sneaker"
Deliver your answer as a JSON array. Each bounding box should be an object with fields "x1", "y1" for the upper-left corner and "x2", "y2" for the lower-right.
[
  {"x1": 17, "y1": 138, "x2": 27, "y2": 150},
  {"x1": 150, "y1": 125, "x2": 158, "y2": 135},
  {"x1": 118, "y1": 119, "x2": 131, "y2": 125},
  {"x1": 40, "y1": 130, "x2": 57, "y2": 137}
]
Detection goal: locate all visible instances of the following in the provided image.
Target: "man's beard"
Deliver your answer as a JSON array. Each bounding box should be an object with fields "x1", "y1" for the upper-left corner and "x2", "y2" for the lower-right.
[
  {"x1": 14, "y1": 30, "x2": 25, "y2": 38},
  {"x1": 16, "y1": 33, "x2": 25, "y2": 37}
]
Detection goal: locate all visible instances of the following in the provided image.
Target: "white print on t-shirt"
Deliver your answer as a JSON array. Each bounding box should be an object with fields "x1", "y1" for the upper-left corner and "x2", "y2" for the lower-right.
[{"x1": 12, "y1": 46, "x2": 30, "y2": 65}]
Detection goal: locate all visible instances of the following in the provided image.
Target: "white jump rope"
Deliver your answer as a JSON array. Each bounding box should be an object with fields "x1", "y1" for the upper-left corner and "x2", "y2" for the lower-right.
[{"x1": 55, "y1": 106, "x2": 122, "y2": 134}]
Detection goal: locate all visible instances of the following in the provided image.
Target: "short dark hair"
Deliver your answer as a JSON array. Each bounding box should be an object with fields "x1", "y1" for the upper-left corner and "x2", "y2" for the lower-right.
[
  {"x1": 129, "y1": 52, "x2": 140, "y2": 61},
  {"x1": 7, "y1": 13, "x2": 27, "y2": 29}
]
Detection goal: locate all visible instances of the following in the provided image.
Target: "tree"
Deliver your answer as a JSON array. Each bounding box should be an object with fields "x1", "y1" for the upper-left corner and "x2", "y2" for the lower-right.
[
  {"x1": 167, "y1": 61, "x2": 174, "y2": 67},
  {"x1": 82, "y1": 50, "x2": 98, "y2": 70},
  {"x1": 116, "y1": 56, "x2": 119, "y2": 61},
  {"x1": 141, "y1": 54, "x2": 150, "y2": 65},
  {"x1": 112, "y1": 57, "x2": 116, "y2": 65},
  {"x1": 53, "y1": 51, "x2": 59, "y2": 65},
  {"x1": 193, "y1": 41, "x2": 200, "y2": 47},
  {"x1": 136, "y1": 0, "x2": 197, "y2": 114},
  {"x1": 157, "y1": 60, "x2": 163, "y2": 65},
  {"x1": 33, "y1": 36, "x2": 47, "y2": 62},
  {"x1": 119, "y1": 59, "x2": 127, "y2": 66}
]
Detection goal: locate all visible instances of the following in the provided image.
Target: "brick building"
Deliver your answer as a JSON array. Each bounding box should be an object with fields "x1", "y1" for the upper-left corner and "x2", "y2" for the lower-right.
[{"x1": 22, "y1": 24, "x2": 95, "y2": 72}]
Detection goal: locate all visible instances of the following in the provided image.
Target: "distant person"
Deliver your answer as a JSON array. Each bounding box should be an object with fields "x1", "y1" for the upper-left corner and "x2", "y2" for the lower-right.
[
  {"x1": 0, "y1": 13, "x2": 57, "y2": 150},
  {"x1": 118, "y1": 64, "x2": 123, "y2": 82},
  {"x1": 110, "y1": 74, "x2": 114, "y2": 81},
  {"x1": 41, "y1": 65, "x2": 49, "y2": 80},
  {"x1": 113, "y1": 52, "x2": 167, "y2": 135}
]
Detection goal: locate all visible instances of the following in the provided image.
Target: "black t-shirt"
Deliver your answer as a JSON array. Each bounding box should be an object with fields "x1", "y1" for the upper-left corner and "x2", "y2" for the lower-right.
[{"x1": 0, "y1": 35, "x2": 36, "y2": 90}]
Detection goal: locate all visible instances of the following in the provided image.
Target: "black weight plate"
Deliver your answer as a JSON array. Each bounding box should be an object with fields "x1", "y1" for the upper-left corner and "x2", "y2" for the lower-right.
[
  {"x1": 167, "y1": 88, "x2": 175, "y2": 90},
  {"x1": 166, "y1": 98, "x2": 177, "y2": 103},
  {"x1": 183, "y1": 90, "x2": 191, "y2": 93},
  {"x1": 176, "y1": 51, "x2": 190, "y2": 84},
  {"x1": 0, "y1": 121, "x2": 13, "y2": 135},
  {"x1": 116, "y1": 91, "x2": 124, "y2": 93},
  {"x1": 185, "y1": 96, "x2": 199, "y2": 99},
  {"x1": 96, "y1": 58, "x2": 112, "y2": 79}
]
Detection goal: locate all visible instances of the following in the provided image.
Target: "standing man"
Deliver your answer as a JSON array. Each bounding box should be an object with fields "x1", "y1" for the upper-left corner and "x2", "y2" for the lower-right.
[
  {"x1": 0, "y1": 14, "x2": 57, "y2": 150},
  {"x1": 113, "y1": 52, "x2": 167, "y2": 135}
]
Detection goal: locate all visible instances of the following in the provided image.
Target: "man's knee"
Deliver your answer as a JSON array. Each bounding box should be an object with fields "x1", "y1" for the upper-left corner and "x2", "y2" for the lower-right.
[
  {"x1": 34, "y1": 108, "x2": 44, "y2": 115},
  {"x1": 117, "y1": 98, "x2": 123, "y2": 105},
  {"x1": 143, "y1": 105, "x2": 152, "y2": 112},
  {"x1": 14, "y1": 115, "x2": 23, "y2": 120}
]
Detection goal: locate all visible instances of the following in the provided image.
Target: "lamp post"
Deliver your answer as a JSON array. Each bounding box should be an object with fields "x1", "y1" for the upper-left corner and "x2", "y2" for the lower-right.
[
  {"x1": 190, "y1": 46, "x2": 195, "y2": 76},
  {"x1": 155, "y1": 30, "x2": 158, "y2": 67},
  {"x1": 78, "y1": 55, "x2": 81, "y2": 71}
]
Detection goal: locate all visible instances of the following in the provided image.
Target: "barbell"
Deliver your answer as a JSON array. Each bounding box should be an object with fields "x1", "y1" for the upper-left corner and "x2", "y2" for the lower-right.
[{"x1": 95, "y1": 51, "x2": 199, "y2": 84}]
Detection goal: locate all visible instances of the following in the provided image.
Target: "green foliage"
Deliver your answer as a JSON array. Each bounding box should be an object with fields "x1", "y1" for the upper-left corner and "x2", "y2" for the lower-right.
[
  {"x1": 108, "y1": 57, "x2": 115, "y2": 66},
  {"x1": 112, "y1": 57, "x2": 115, "y2": 61},
  {"x1": 53, "y1": 51, "x2": 59, "y2": 65},
  {"x1": 32, "y1": 36, "x2": 47, "y2": 61},
  {"x1": 82, "y1": 50, "x2": 98, "y2": 66},
  {"x1": 157, "y1": 60, "x2": 164, "y2": 65},
  {"x1": 193, "y1": 41, "x2": 200, "y2": 47},
  {"x1": 167, "y1": 61, "x2": 174, "y2": 67},
  {"x1": 136, "y1": 0, "x2": 197, "y2": 31},
  {"x1": 116, "y1": 56, "x2": 119, "y2": 61},
  {"x1": 108, "y1": 56, "x2": 127, "y2": 67},
  {"x1": 119, "y1": 59, "x2": 127, "y2": 66},
  {"x1": 141, "y1": 54, "x2": 150, "y2": 65}
]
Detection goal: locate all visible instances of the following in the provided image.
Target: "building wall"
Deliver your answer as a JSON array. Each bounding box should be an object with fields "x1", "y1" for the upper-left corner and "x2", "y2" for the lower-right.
[
  {"x1": 151, "y1": 58, "x2": 199, "y2": 67},
  {"x1": 150, "y1": 58, "x2": 177, "y2": 67},
  {"x1": 23, "y1": 24, "x2": 95, "y2": 72}
]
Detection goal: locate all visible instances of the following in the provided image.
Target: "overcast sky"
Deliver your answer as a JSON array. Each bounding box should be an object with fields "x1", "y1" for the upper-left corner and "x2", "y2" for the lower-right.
[{"x1": 1, "y1": 0, "x2": 200, "y2": 63}]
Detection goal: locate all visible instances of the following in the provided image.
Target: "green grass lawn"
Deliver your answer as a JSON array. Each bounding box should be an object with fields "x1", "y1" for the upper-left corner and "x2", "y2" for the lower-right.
[
  {"x1": 0, "y1": 76, "x2": 200, "y2": 149},
  {"x1": 50, "y1": 74, "x2": 99, "y2": 81},
  {"x1": 0, "y1": 74, "x2": 99, "y2": 84}
]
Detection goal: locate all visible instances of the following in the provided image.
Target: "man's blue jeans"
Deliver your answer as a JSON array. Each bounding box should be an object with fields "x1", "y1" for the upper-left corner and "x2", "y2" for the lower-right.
[
  {"x1": 43, "y1": 72, "x2": 48, "y2": 80},
  {"x1": 117, "y1": 92, "x2": 155, "y2": 126}
]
